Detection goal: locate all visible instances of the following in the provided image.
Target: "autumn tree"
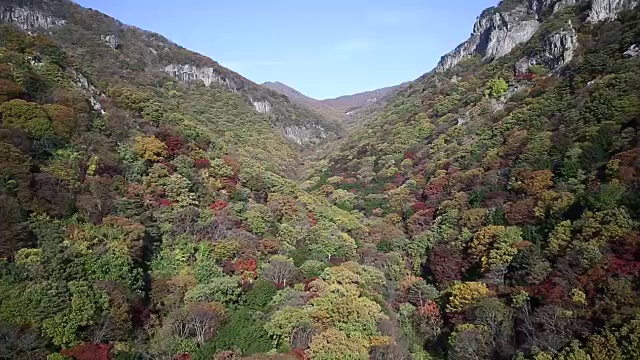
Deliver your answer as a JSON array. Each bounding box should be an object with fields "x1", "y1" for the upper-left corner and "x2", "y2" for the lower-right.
[
  {"x1": 414, "y1": 300, "x2": 443, "y2": 341},
  {"x1": 43, "y1": 104, "x2": 76, "y2": 139},
  {"x1": 429, "y1": 244, "x2": 468, "y2": 288},
  {"x1": 133, "y1": 135, "x2": 167, "y2": 161},
  {"x1": 447, "y1": 282, "x2": 491, "y2": 314},
  {"x1": 0, "y1": 78, "x2": 25, "y2": 103},
  {"x1": 469, "y1": 225, "x2": 523, "y2": 277}
]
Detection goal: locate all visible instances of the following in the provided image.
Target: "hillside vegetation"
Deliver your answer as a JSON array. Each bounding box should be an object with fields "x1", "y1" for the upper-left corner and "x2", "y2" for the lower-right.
[
  {"x1": 307, "y1": 2, "x2": 640, "y2": 359},
  {"x1": 0, "y1": 0, "x2": 640, "y2": 360}
]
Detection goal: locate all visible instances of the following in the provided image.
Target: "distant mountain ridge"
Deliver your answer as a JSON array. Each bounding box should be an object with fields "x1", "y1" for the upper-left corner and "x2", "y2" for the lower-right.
[
  {"x1": 320, "y1": 83, "x2": 408, "y2": 114},
  {"x1": 262, "y1": 81, "x2": 408, "y2": 125},
  {"x1": 261, "y1": 81, "x2": 344, "y2": 122}
]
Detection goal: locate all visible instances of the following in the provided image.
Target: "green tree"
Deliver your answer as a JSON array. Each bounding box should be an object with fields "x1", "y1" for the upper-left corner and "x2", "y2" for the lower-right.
[
  {"x1": 264, "y1": 306, "x2": 312, "y2": 348},
  {"x1": 309, "y1": 222, "x2": 357, "y2": 260},
  {"x1": 310, "y1": 283, "x2": 383, "y2": 336},
  {"x1": 184, "y1": 276, "x2": 243, "y2": 306},
  {"x1": 484, "y1": 78, "x2": 508, "y2": 98},
  {"x1": 308, "y1": 328, "x2": 370, "y2": 360},
  {"x1": 41, "y1": 281, "x2": 109, "y2": 347}
]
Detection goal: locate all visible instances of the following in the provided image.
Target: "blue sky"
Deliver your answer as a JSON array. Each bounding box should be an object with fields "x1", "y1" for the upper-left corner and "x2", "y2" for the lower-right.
[{"x1": 74, "y1": 0, "x2": 498, "y2": 99}]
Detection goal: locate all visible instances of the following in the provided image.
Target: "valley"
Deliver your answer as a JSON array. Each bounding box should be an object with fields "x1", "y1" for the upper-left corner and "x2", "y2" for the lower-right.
[{"x1": 0, "y1": 0, "x2": 640, "y2": 359}]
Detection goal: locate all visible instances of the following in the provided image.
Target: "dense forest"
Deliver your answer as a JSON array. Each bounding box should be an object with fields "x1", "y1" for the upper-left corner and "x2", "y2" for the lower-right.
[{"x1": 1, "y1": 0, "x2": 640, "y2": 359}]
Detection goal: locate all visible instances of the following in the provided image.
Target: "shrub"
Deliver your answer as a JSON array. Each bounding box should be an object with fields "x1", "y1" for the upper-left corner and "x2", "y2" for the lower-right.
[{"x1": 484, "y1": 78, "x2": 508, "y2": 98}]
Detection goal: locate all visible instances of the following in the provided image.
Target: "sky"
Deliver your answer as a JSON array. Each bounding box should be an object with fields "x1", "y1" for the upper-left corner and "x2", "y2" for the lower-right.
[{"x1": 74, "y1": 0, "x2": 498, "y2": 100}]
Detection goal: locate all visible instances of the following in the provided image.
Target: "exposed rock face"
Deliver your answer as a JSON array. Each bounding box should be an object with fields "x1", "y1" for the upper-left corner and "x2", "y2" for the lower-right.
[
  {"x1": 588, "y1": 0, "x2": 639, "y2": 22},
  {"x1": 516, "y1": 21, "x2": 578, "y2": 73},
  {"x1": 437, "y1": 0, "x2": 637, "y2": 73},
  {"x1": 70, "y1": 70, "x2": 105, "y2": 114},
  {"x1": 553, "y1": 0, "x2": 578, "y2": 12},
  {"x1": 0, "y1": 6, "x2": 65, "y2": 30},
  {"x1": 163, "y1": 64, "x2": 237, "y2": 92},
  {"x1": 101, "y1": 34, "x2": 120, "y2": 50},
  {"x1": 529, "y1": 0, "x2": 577, "y2": 16},
  {"x1": 543, "y1": 22, "x2": 579, "y2": 65},
  {"x1": 624, "y1": 44, "x2": 640, "y2": 57},
  {"x1": 436, "y1": 5, "x2": 540, "y2": 72},
  {"x1": 252, "y1": 100, "x2": 271, "y2": 114},
  {"x1": 282, "y1": 125, "x2": 326, "y2": 146}
]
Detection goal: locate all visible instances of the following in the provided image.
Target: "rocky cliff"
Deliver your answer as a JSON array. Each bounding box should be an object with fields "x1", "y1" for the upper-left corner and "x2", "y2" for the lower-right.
[
  {"x1": 163, "y1": 64, "x2": 239, "y2": 91},
  {"x1": 435, "y1": 3, "x2": 538, "y2": 72},
  {"x1": 515, "y1": 20, "x2": 579, "y2": 74},
  {"x1": 0, "y1": 4, "x2": 65, "y2": 30},
  {"x1": 436, "y1": 0, "x2": 638, "y2": 73},
  {"x1": 588, "y1": 0, "x2": 639, "y2": 22}
]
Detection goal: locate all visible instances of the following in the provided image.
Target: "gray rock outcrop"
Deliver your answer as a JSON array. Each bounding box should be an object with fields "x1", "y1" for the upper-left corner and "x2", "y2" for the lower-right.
[
  {"x1": 70, "y1": 70, "x2": 106, "y2": 114},
  {"x1": 101, "y1": 34, "x2": 120, "y2": 50},
  {"x1": 588, "y1": 0, "x2": 639, "y2": 22},
  {"x1": 0, "y1": 6, "x2": 65, "y2": 30},
  {"x1": 529, "y1": 0, "x2": 577, "y2": 15},
  {"x1": 515, "y1": 21, "x2": 578, "y2": 74},
  {"x1": 282, "y1": 125, "x2": 327, "y2": 146},
  {"x1": 624, "y1": 44, "x2": 640, "y2": 57},
  {"x1": 436, "y1": 0, "x2": 637, "y2": 73},
  {"x1": 163, "y1": 64, "x2": 238, "y2": 92},
  {"x1": 252, "y1": 100, "x2": 271, "y2": 114},
  {"x1": 436, "y1": 5, "x2": 540, "y2": 72}
]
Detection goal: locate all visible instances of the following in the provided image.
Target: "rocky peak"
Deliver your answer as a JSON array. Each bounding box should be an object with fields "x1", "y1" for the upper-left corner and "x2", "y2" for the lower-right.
[
  {"x1": 0, "y1": 5, "x2": 65, "y2": 30},
  {"x1": 436, "y1": 3, "x2": 540, "y2": 72},
  {"x1": 436, "y1": 0, "x2": 638, "y2": 73},
  {"x1": 530, "y1": 0, "x2": 639, "y2": 20}
]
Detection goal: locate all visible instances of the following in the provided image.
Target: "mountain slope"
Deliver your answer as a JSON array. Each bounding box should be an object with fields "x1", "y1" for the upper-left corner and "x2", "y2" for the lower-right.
[
  {"x1": 0, "y1": 1, "x2": 365, "y2": 359},
  {"x1": 307, "y1": 0, "x2": 640, "y2": 358},
  {"x1": 0, "y1": 0, "x2": 340, "y2": 150},
  {"x1": 1, "y1": 0, "x2": 640, "y2": 359}
]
